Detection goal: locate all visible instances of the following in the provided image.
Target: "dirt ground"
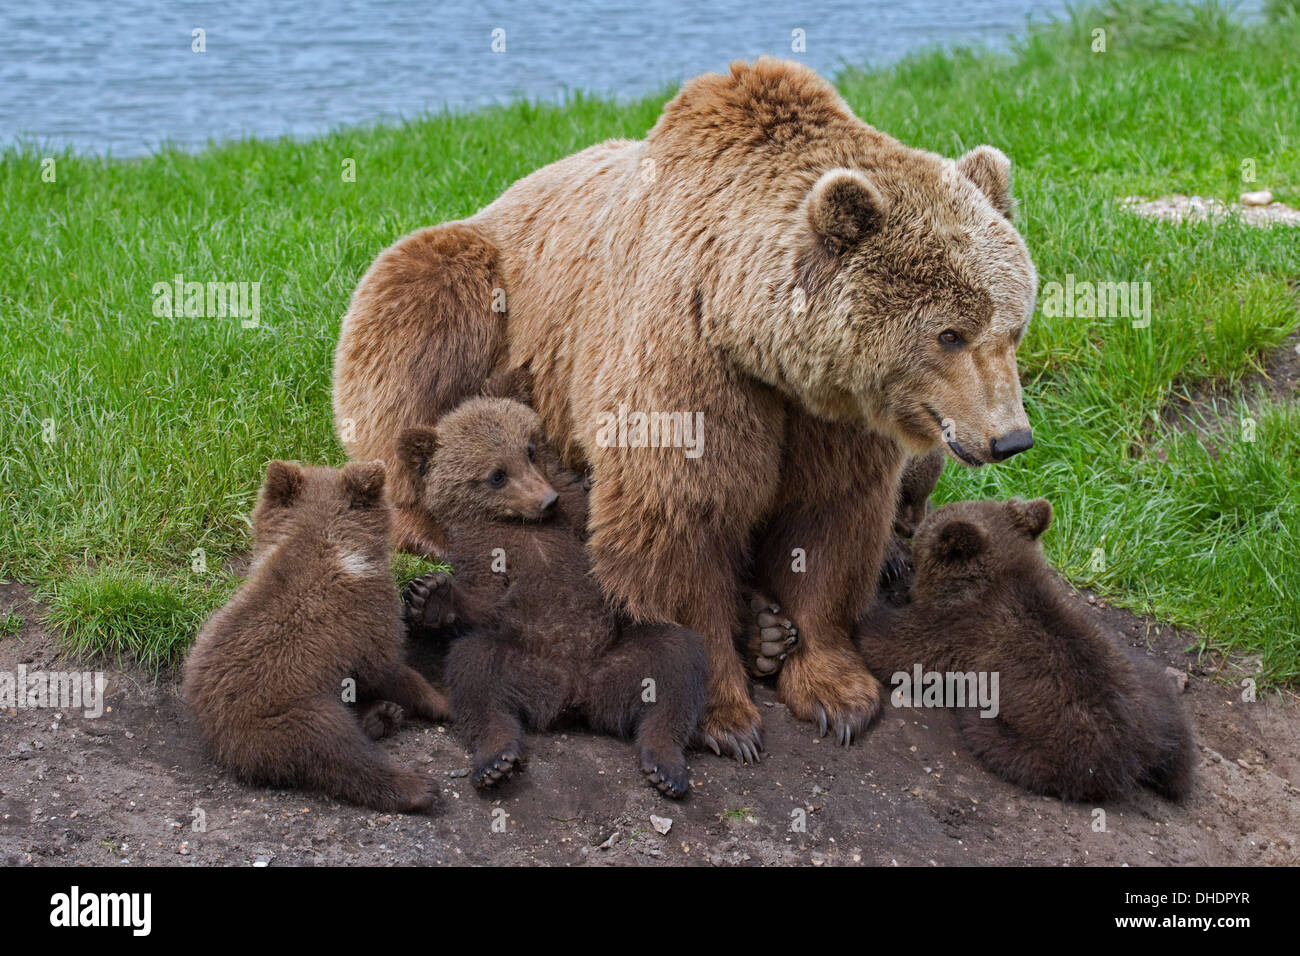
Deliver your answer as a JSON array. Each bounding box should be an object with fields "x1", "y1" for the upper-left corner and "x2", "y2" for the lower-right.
[{"x1": 2, "y1": 579, "x2": 1296, "y2": 868}]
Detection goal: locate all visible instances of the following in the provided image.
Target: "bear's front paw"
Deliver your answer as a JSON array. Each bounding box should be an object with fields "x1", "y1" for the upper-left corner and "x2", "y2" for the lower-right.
[
  {"x1": 404, "y1": 571, "x2": 458, "y2": 632},
  {"x1": 639, "y1": 746, "x2": 692, "y2": 799},
  {"x1": 779, "y1": 643, "x2": 882, "y2": 746},
  {"x1": 472, "y1": 743, "x2": 522, "y2": 790},
  {"x1": 740, "y1": 592, "x2": 798, "y2": 678}
]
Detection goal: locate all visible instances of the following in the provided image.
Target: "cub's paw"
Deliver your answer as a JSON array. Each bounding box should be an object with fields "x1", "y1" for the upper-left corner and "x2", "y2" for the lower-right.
[
  {"x1": 639, "y1": 747, "x2": 691, "y2": 799},
  {"x1": 778, "y1": 643, "x2": 882, "y2": 746},
  {"x1": 472, "y1": 743, "x2": 522, "y2": 790},
  {"x1": 404, "y1": 571, "x2": 457, "y2": 632},
  {"x1": 692, "y1": 696, "x2": 763, "y2": 765},
  {"x1": 359, "y1": 700, "x2": 406, "y2": 740},
  {"x1": 740, "y1": 592, "x2": 798, "y2": 678}
]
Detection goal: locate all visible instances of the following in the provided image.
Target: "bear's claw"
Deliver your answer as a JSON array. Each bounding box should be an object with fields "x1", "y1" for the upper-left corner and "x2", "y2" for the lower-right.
[{"x1": 695, "y1": 726, "x2": 763, "y2": 765}]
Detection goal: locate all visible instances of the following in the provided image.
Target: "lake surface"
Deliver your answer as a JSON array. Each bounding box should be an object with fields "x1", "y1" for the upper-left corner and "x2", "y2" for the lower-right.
[{"x1": 1, "y1": 0, "x2": 1075, "y2": 156}]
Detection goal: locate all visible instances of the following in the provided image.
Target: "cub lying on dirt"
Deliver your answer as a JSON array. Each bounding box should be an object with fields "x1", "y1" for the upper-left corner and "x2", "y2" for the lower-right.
[
  {"x1": 398, "y1": 395, "x2": 708, "y2": 797},
  {"x1": 183, "y1": 460, "x2": 449, "y2": 813},
  {"x1": 856, "y1": 498, "x2": 1195, "y2": 802}
]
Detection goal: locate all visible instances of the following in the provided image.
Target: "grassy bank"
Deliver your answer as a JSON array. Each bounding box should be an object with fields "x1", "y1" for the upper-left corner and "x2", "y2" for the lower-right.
[{"x1": 2, "y1": 1, "x2": 1298, "y2": 679}]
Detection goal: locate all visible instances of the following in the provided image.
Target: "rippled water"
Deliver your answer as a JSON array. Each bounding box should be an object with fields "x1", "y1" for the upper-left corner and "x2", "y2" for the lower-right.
[{"x1": 1, "y1": 0, "x2": 1073, "y2": 156}]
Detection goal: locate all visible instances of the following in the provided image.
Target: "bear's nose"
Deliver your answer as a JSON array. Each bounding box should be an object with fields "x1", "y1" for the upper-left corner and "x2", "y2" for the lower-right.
[
  {"x1": 539, "y1": 491, "x2": 559, "y2": 512},
  {"x1": 989, "y1": 428, "x2": 1033, "y2": 462}
]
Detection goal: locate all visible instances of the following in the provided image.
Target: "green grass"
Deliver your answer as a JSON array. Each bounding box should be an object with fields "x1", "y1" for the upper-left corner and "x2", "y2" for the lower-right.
[
  {"x1": 0, "y1": 609, "x2": 23, "y2": 638},
  {"x1": 2, "y1": 1, "x2": 1298, "y2": 679}
]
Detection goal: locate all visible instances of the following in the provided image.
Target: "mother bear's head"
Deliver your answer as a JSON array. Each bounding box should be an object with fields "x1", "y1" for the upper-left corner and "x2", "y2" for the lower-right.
[
  {"x1": 651, "y1": 58, "x2": 1038, "y2": 467},
  {"x1": 797, "y1": 146, "x2": 1037, "y2": 467}
]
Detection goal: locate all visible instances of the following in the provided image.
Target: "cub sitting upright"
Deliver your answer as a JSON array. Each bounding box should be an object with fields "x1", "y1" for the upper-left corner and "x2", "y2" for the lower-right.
[
  {"x1": 395, "y1": 396, "x2": 708, "y2": 798},
  {"x1": 183, "y1": 460, "x2": 450, "y2": 813},
  {"x1": 856, "y1": 498, "x2": 1195, "y2": 802}
]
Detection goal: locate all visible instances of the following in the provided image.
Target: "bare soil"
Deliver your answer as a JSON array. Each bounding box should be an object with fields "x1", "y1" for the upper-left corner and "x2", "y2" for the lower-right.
[
  {"x1": 1121, "y1": 194, "x2": 1300, "y2": 228},
  {"x1": 2, "y1": 580, "x2": 1296, "y2": 868}
]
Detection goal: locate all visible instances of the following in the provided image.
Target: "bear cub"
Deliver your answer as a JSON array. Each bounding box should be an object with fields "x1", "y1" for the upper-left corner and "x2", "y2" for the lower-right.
[
  {"x1": 397, "y1": 396, "x2": 708, "y2": 798},
  {"x1": 856, "y1": 498, "x2": 1195, "y2": 802},
  {"x1": 183, "y1": 460, "x2": 451, "y2": 813}
]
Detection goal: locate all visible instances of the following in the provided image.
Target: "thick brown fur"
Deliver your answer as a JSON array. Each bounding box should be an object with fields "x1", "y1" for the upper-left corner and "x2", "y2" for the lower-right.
[
  {"x1": 333, "y1": 58, "x2": 1038, "y2": 757},
  {"x1": 855, "y1": 499, "x2": 1196, "y2": 802},
  {"x1": 397, "y1": 397, "x2": 708, "y2": 797},
  {"x1": 182, "y1": 461, "x2": 450, "y2": 813},
  {"x1": 745, "y1": 447, "x2": 944, "y2": 677}
]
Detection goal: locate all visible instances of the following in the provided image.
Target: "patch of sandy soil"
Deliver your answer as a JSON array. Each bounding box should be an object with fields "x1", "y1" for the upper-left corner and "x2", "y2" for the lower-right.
[
  {"x1": 1121, "y1": 194, "x2": 1300, "y2": 227},
  {"x1": 2, "y1": 580, "x2": 1297, "y2": 867}
]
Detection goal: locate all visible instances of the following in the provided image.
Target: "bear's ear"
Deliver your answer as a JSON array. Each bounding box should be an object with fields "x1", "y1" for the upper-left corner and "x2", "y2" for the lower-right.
[
  {"x1": 933, "y1": 519, "x2": 986, "y2": 564},
  {"x1": 481, "y1": 366, "x2": 534, "y2": 406},
  {"x1": 955, "y1": 145, "x2": 1015, "y2": 220},
  {"x1": 262, "y1": 460, "x2": 305, "y2": 508},
  {"x1": 397, "y1": 426, "x2": 440, "y2": 479},
  {"x1": 806, "y1": 168, "x2": 888, "y2": 247},
  {"x1": 341, "y1": 460, "x2": 386, "y2": 507},
  {"x1": 1008, "y1": 497, "x2": 1052, "y2": 539}
]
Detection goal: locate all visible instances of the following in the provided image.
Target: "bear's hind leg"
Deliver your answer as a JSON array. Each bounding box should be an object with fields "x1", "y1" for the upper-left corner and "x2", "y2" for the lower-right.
[
  {"x1": 242, "y1": 699, "x2": 438, "y2": 813},
  {"x1": 585, "y1": 622, "x2": 708, "y2": 799},
  {"x1": 445, "y1": 631, "x2": 552, "y2": 790}
]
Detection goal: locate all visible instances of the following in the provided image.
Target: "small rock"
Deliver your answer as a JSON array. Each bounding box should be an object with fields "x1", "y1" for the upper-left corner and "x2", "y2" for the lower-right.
[
  {"x1": 1240, "y1": 189, "x2": 1273, "y2": 207},
  {"x1": 650, "y1": 815, "x2": 673, "y2": 835},
  {"x1": 253, "y1": 858, "x2": 270, "y2": 867},
  {"x1": 177, "y1": 842, "x2": 190, "y2": 856},
  {"x1": 447, "y1": 768, "x2": 470, "y2": 778},
  {"x1": 1164, "y1": 666, "x2": 1188, "y2": 694},
  {"x1": 597, "y1": 831, "x2": 620, "y2": 850}
]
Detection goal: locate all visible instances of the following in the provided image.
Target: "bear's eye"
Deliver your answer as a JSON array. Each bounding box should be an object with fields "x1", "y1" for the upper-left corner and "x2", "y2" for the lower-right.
[
  {"x1": 526, "y1": 442, "x2": 536, "y2": 463},
  {"x1": 487, "y1": 469, "x2": 507, "y2": 488},
  {"x1": 938, "y1": 329, "x2": 965, "y2": 349}
]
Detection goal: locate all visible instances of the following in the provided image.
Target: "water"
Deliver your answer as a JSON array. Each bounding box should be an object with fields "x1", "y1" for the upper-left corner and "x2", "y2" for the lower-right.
[{"x1": 1, "y1": 0, "x2": 1073, "y2": 157}]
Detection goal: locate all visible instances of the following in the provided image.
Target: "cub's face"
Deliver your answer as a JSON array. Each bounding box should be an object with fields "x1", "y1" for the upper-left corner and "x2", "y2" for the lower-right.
[
  {"x1": 910, "y1": 497, "x2": 1052, "y2": 606},
  {"x1": 798, "y1": 146, "x2": 1036, "y2": 467},
  {"x1": 398, "y1": 397, "x2": 559, "y2": 524}
]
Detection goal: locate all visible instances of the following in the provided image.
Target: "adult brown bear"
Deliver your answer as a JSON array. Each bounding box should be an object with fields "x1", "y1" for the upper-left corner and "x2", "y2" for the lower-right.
[{"x1": 333, "y1": 58, "x2": 1037, "y2": 761}]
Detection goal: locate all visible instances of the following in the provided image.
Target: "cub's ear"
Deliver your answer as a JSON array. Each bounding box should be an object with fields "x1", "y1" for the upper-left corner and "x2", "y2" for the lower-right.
[
  {"x1": 955, "y1": 145, "x2": 1015, "y2": 220},
  {"x1": 262, "y1": 460, "x2": 305, "y2": 508},
  {"x1": 397, "y1": 426, "x2": 440, "y2": 479},
  {"x1": 806, "y1": 168, "x2": 888, "y2": 247},
  {"x1": 1008, "y1": 497, "x2": 1052, "y2": 539},
  {"x1": 933, "y1": 519, "x2": 986, "y2": 564},
  {"x1": 342, "y1": 460, "x2": 386, "y2": 507},
  {"x1": 481, "y1": 366, "x2": 534, "y2": 406}
]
